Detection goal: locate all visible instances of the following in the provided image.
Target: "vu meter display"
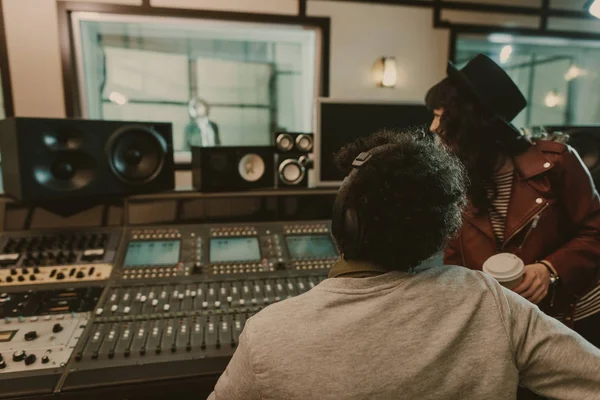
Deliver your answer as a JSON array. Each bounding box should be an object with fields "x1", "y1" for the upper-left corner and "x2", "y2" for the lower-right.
[
  {"x1": 286, "y1": 235, "x2": 338, "y2": 259},
  {"x1": 124, "y1": 241, "x2": 181, "y2": 267},
  {"x1": 210, "y1": 237, "x2": 261, "y2": 263}
]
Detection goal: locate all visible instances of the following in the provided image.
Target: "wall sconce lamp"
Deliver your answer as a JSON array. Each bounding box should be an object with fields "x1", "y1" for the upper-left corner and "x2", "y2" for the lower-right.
[{"x1": 373, "y1": 57, "x2": 397, "y2": 88}]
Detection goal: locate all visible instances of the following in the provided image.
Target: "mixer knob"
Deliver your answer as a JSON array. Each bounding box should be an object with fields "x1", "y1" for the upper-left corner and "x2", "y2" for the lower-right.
[
  {"x1": 24, "y1": 354, "x2": 36, "y2": 366},
  {"x1": 140, "y1": 295, "x2": 147, "y2": 303},
  {"x1": 21, "y1": 268, "x2": 29, "y2": 275},
  {"x1": 0, "y1": 359, "x2": 5, "y2": 369},
  {"x1": 18, "y1": 276, "x2": 25, "y2": 282},
  {"x1": 124, "y1": 307, "x2": 131, "y2": 314},
  {"x1": 34, "y1": 267, "x2": 40, "y2": 274},
  {"x1": 152, "y1": 299, "x2": 158, "y2": 307},
  {"x1": 10, "y1": 268, "x2": 17, "y2": 275},
  {"x1": 111, "y1": 305, "x2": 118, "y2": 312},
  {"x1": 163, "y1": 304, "x2": 170, "y2": 312},
  {"x1": 24, "y1": 331, "x2": 38, "y2": 341},
  {"x1": 95, "y1": 308, "x2": 103, "y2": 316},
  {"x1": 56, "y1": 272, "x2": 65, "y2": 280},
  {"x1": 0, "y1": 353, "x2": 3, "y2": 362},
  {"x1": 13, "y1": 350, "x2": 25, "y2": 362},
  {"x1": 5, "y1": 276, "x2": 13, "y2": 283},
  {"x1": 41, "y1": 355, "x2": 50, "y2": 364},
  {"x1": 52, "y1": 323, "x2": 64, "y2": 333},
  {"x1": 76, "y1": 271, "x2": 85, "y2": 279}
]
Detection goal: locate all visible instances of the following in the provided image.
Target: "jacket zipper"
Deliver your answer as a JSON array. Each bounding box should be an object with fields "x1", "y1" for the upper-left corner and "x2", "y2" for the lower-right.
[{"x1": 501, "y1": 203, "x2": 549, "y2": 251}]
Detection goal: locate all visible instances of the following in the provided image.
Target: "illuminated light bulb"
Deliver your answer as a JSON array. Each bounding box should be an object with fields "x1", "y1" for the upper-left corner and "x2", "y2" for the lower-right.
[
  {"x1": 488, "y1": 33, "x2": 513, "y2": 44},
  {"x1": 499, "y1": 45, "x2": 513, "y2": 64},
  {"x1": 544, "y1": 90, "x2": 563, "y2": 108},
  {"x1": 109, "y1": 91, "x2": 128, "y2": 106},
  {"x1": 564, "y1": 65, "x2": 587, "y2": 81}
]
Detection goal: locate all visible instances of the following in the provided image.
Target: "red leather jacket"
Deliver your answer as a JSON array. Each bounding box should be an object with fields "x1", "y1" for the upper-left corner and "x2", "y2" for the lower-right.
[{"x1": 444, "y1": 140, "x2": 600, "y2": 324}]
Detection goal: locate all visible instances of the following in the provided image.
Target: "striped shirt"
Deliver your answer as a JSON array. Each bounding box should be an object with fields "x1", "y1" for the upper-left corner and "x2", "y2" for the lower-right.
[
  {"x1": 487, "y1": 170, "x2": 513, "y2": 249},
  {"x1": 487, "y1": 170, "x2": 600, "y2": 321}
]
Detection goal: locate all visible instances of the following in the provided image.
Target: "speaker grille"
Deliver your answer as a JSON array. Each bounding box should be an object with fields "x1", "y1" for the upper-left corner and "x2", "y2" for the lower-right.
[
  {"x1": 33, "y1": 151, "x2": 96, "y2": 192},
  {"x1": 107, "y1": 125, "x2": 167, "y2": 184}
]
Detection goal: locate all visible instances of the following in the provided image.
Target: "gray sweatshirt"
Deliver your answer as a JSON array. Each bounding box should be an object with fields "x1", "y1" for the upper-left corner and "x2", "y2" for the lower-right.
[{"x1": 208, "y1": 265, "x2": 600, "y2": 399}]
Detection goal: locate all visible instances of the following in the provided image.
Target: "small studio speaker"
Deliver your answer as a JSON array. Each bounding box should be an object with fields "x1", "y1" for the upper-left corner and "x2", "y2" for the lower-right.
[
  {"x1": 274, "y1": 132, "x2": 313, "y2": 188},
  {"x1": 191, "y1": 146, "x2": 275, "y2": 192},
  {"x1": 275, "y1": 132, "x2": 313, "y2": 153},
  {"x1": 0, "y1": 118, "x2": 175, "y2": 202}
]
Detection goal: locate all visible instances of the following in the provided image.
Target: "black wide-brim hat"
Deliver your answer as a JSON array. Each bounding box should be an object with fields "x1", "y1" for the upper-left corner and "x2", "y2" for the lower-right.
[{"x1": 447, "y1": 54, "x2": 527, "y2": 138}]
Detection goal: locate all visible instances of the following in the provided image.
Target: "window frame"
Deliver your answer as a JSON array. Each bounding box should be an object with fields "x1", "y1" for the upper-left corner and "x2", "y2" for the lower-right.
[
  {"x1": 451, "y1": 27, "x2": 600, "y2": 127},
  {"x1": 58, "y1": 2, "x2": 330, "y2": 168}
]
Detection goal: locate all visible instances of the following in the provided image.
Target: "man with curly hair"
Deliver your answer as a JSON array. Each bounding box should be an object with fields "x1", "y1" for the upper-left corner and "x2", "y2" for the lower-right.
[{"x1": 208, "y1": 129, "x2": 600, "y2": 400}]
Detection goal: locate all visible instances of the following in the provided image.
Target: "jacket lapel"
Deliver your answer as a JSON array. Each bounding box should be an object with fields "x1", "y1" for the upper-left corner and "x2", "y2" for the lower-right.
[{"x1": 462, "y1": 144, "x2": 554, "y2": 245}]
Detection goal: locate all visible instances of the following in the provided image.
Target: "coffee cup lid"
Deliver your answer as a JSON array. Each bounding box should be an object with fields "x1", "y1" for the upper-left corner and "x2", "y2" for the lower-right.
[{"x1": 482, "y1": 253, "x2": 524, "y2": 282}]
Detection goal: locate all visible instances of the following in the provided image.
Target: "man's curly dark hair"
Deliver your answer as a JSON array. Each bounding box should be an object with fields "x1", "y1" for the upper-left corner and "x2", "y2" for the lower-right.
[{"x1": 333, "y1": 128, "x2": 467, "y2": 271}]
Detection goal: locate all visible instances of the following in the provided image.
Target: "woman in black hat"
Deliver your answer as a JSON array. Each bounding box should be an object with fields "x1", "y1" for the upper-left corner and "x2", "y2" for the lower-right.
[{"x1": 425, "y1": 54, "x2": 600, "y2": 350}]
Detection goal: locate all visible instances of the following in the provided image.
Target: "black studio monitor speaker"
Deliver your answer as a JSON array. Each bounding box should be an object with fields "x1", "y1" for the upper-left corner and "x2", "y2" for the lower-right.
[
  {"x1": 565, "y1": 129, "x2": 600, "y2": 183},
  {"x1": 191, "y1": 146, "x2": 275, "y2": 192},
  {"x1": 0, "y1": 118, "x2": 175, "y2": 202},
  {"x1": 274, "y1": 132, "x2": 313, "y2": 188},
  {"x1": 545, "y1": 126, "x2": 600, "y2": 185}
]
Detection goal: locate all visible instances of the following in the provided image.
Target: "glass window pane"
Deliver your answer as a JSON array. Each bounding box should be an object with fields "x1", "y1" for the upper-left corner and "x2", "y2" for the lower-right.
[
  {"x1": 73, "y1": 14, "x2": 318, "y2": 163},
  {"x1": 455, "y1": 33, "x2": 600, "y2": 128}
]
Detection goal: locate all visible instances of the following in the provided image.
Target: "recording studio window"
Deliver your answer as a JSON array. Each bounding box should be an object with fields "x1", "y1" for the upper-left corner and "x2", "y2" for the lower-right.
[
  {"x1": 71, "y1": 13, "x2": 320, "y2": 163},
  {"x1": 455, "y1": 33, "x2": 600, "y2": 128}
]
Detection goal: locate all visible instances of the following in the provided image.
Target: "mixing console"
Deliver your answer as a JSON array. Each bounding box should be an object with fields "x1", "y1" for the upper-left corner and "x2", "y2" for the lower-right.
[
  {"x1": 0, "y1": 220, "x2": 337, "y2": 399},
  {"x1": 0, "y1": 229, "x2": 121, "y2": 286},
  {"x1": 62, "y1": 275, "x2": 326, "y2": 390},
  {"x1": 0, "y1": 287, "x2": 101, "y2": 399},
  {"x1": 0, "y1": 287, "x2": 103, "y2": 318},
  {"x1": 118, "y1": 221, "x2": 337, "y2": 281}
]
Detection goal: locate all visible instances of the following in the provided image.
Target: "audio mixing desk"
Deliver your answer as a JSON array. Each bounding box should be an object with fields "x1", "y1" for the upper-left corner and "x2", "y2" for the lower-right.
[{"x1": 0, "y1": 220, "x2": 337, "y2": 399}]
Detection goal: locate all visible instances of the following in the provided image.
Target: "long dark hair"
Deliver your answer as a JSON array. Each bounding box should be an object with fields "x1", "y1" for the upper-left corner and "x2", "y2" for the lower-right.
[{"x1": 425, "y1": 78, "x2": 530, "y2": 213}]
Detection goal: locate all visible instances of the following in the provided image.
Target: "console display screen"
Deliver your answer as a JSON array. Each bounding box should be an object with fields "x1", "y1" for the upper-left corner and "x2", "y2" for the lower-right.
[
  {"x1": 286, "y1": 235, "x2": 338, "y2": 259},
  {"x1": 124, "y1": 241, "x2": 180, "y2": 267},
  {"x1": 210, "y1": 237, "x2": 261, "y2": 263}
]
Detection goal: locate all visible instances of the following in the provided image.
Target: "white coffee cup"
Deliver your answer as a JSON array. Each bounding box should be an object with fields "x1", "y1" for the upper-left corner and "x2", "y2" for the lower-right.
[{"x1": 482, "y1": 253, "x2": 525, "y2": 290}]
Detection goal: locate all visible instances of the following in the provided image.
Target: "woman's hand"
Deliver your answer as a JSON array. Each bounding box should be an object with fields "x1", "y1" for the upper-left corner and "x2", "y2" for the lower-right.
[{"x1": 513, "y1": 264, "x2": 551, "y2": 304}]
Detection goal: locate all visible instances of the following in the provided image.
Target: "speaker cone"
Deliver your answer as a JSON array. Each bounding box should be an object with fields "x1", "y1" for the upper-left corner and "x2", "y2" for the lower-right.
[
  {"x1": 107, "y1": 125, "x2": 167, "y2": 184},
  {"x1": 33, "y1": 151, "x2": 96, "y2": 192},
  {"x1": 276, "y1": 133, "x2": 294, "y2": 152},
  {"x1": 238, "y1": 153, "x2": 266, "y2": 182},
  {"x1": 295, "y1": 134, "x2": 313, "y2": 152},
  {"x1": 279, "y1": 158, "x2": 305, "y2": 185}
]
